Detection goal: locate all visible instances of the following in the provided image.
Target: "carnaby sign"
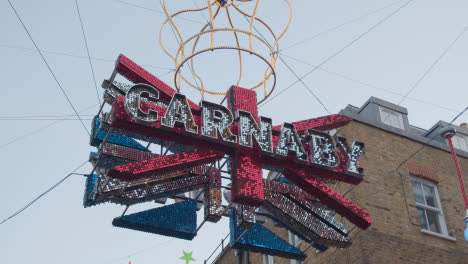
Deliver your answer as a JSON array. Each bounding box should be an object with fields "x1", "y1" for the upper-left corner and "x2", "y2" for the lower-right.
[{"x1": 84, "y1": 54, "x2": 371, "y2": 260}]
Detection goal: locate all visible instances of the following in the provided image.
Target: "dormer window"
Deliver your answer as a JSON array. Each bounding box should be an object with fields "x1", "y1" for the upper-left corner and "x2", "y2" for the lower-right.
[
  {"x1": 379, "y1": 106, "x2": 404, "y2": 129},
  {"x1": 452, "y1": 134, "x2": 468, "y2": 152}
]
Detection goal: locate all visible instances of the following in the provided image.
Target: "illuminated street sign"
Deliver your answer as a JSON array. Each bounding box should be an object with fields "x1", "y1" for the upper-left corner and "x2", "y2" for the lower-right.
[{"x1": 84, "y1": 55, "x2": 371, "y2": 259}]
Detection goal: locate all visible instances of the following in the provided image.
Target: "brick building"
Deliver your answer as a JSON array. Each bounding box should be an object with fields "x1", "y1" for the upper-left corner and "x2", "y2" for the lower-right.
[{"x1": 208, "y1": 96, "x2": 468, "y2": 264}]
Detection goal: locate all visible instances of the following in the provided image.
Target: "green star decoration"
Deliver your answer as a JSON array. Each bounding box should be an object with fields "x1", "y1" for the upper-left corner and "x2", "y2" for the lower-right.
[{"x1": 179, "y1": 250, "x2": 196, "y2": 264}]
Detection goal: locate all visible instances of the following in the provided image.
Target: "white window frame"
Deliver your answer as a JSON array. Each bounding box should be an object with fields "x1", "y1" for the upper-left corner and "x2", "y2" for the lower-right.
[
  {"x1": 288, "y1": 231, "x2": 302, "y2": 264},
  {"x1": 451, "y1": 134, "x2": 468, "y2": 152},
  {"x1": 263, "y1": 254, "x2": 274, "y2": 264},
  {"x1": 411, "y1": 177, "x2": 449, "y2": 237},
  {"x1": 379, "y1": 106, "x2": 404, "y2": 130}
]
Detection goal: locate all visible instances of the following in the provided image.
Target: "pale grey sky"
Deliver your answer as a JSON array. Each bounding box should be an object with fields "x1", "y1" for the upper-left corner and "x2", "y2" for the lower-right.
[{"x1": 1, "y1": 0, "x2": 468, "y2": 263}]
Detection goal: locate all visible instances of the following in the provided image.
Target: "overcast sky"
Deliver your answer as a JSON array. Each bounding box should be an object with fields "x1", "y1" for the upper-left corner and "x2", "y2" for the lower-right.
[{"x1": 1, "y1": 0, "x2": 468, "y2": 263}]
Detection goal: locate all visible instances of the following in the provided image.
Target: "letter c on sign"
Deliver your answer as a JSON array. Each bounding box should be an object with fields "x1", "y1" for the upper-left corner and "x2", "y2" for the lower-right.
[{"x1": 124, "y1": 84, "x2": 160, "y2": 125}]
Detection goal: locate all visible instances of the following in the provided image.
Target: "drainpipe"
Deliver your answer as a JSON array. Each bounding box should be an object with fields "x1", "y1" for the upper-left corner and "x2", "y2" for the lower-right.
[{"x1": 440, "y1": 126, "x2": 468, "y2": 240}]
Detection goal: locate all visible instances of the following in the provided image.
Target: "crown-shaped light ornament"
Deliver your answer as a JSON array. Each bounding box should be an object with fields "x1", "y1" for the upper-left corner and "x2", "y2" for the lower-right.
[{"x1": 159, "y1": 0, "x2": 293, "y2": 103}]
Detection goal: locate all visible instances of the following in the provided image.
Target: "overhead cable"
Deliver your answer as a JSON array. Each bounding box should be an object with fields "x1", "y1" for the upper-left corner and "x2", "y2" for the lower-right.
[
  {"x1": 386, "y1": 23, "x2": 468, "y2": 171},
  {"x1": 279, "y1": 52, "x2": 467, "y2": 115},
  {"x1": 0, "y1": 114, "x2": 95, "y2": 119},
  {"x1": 114, "y1": 0, "x2": 204, "y2": 24},
  {"x1": 7, "y1": 0, "x2": 91, "y2": 136},
  {"x1": 280, "y1": 0, "x2": 404, "y2": 52},
  {"x1": 0, "y1": 44, "x2": 174, "y2": 71},
  {"x1": 75, "y1": 0, "x2": 101, "y2": 105},
  {"x1": 259, "y1": 0, "x2": 414, "y2": 108},
  {"x1": 237, "y1": 10, "x2": 332, "y2": 114},
  {"x1": 397, "y1": 24, "x2": 468, "y2": 105},
  {"x1": 395, "y1": 105, "x2": 468, "y2": 172},
  {"x1": 0, "y1": 118, "x2": 94, "y2": 121},
  {"x1": 277, "y1": 56, "x2": 331, "y2": 114},
  {"x1": 0, "y1": 104, "x2": 97, "y2": 150},
  {"x1": 0, "y1": 160, "x2": 89, "y2": 225}
]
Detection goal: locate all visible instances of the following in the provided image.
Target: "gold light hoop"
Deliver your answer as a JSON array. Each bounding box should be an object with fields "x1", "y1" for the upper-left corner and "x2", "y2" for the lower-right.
[
  {"x1": 173, "y1": 28, "x2": 277, "y2": 98},
  {"x1": 185, "y1": 6, "x2": 281, "y2": 97},
  {"x1": 159, "y1": 3, "x2": 211, "y2": 61},
  {"x1": 159, "y1": 1, "x2": 217, "y2": 94},
  {"x1": 187, "y1": 5, "x2": 223, "y2": 95},
  {"x1": 173, "y1": 46, "x2": 277, "y2": 103},
  {"x1": 159, "y1": 0, "x2": 293, "y2": 103}
]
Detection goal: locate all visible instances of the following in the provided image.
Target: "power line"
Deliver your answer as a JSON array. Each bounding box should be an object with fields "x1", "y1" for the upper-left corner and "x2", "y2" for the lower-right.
[
  {"x1": 374, "y1": 24, "x2": 468, "y2": 153},
  {"x1": 0, "y1": 118, "x2": 94, "y2": 121},
  {"x1": 397, "y1": 25, "x2": 468, "y2": 105},
  {"x1": 191, "y1": 0, "x2": 210, "y2": 24},
  {"x1": 256, "y1": 0, "x2": 466, "y2": 236},
  {"x1": 278, "y1": 56, "x2": 331, "y2": 114},
  {"x1": 241, "y1": 1, "x2": 367, "y2": 151},
  {"x1": 0, "y1": 122, "x2": 57, "y2": 150},
  {"x1": 0, "y1": 43, "x2": 174, "y2": 71},
  {"x1": 0, "y1": 114, "x2": 95, "y2": 118},
  {"x1": 0, "y1": 114, "x2": 95, "y2": 119},
  {"x1": 105, "y1": 238, "x2": 174, "y2": 264},
  {"x1": 7, "y1": 0, "x2": 90, "y2": 136},
  {"x1": 0, "y1": 104, "x2": 97, "y2": 150},
  {"x1": 259, "y1": 0, "x2": 414, "y2": 108},
  {"x1": 345, "y1": 105, "x2": 468, "y2": 226},
  {"x1": 356, "y1": 174, "x2": 418, "y2": 200},
  {"x1": 337, "y1": 22, "x2": 468, "y2": 218},
  {"x1": 349, "y1": 228, "x2": 363, "y2": 240},
  {"x1": 0, "y1": 160, "x2": 89, "y2": 225},
  {"x1": 395, "y1": 105, "x2": 468, "y2": 173},
  {"x1": 279, "y1": 52, "x2": 467, "y2": 115},
  {"x1": 237, "y1": 9, "x2": 332, "y2": 114},
  {"x1": 280, "y1": 0, "x2": 404, "y2": 52},
  {"x1": 114, "y1": 0, "x2": 205, "y2": 24},
  {"x1": 369, "y1": 23, "x2": 468, "y2": 172},
  {"x1": 329, "y1": 23, "x2": 468, "y2": 226},
  {"x1": 75, "y1": 0, "x2": 101, "y2": 105},
  {"x1": 0, "y1": 69, "x2": 172, "y2": 121},
  {"x1": 331, "y1": 22, "x2": 468, "y2": 171},
  {"x1": 275, "y1": 20, "x2": 468, "y2": 229}
]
